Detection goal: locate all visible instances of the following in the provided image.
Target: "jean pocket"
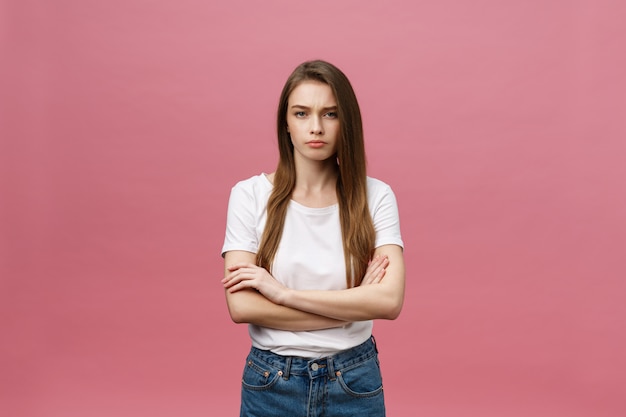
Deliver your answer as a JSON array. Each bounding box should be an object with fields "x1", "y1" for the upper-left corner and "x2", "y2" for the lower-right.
[
  {"x1": 241, "y1": 356, "x2": 281, "y2": 391},
  {"x1": 336, "y1": 357, "x2": 384, "y2": 398}
]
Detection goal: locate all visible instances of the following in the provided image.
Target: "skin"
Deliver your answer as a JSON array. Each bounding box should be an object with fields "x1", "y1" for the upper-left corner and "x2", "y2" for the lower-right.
[{"x1": 222, "y1": 80, "x2": 405, "y2": 330}]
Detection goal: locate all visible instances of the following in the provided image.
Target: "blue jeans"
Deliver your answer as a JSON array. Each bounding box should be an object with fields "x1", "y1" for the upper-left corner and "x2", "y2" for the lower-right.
[{"x1": 239, "y1": 337, "x2": 386, "y2": 417}]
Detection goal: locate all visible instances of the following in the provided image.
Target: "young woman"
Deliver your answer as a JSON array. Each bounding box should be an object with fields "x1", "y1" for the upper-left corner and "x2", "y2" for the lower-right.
[{"x1": 221, "y1": 60, "x2": 405, "y2": 417}]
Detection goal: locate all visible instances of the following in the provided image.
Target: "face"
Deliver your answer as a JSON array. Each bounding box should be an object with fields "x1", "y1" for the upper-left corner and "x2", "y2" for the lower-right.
[{"x1": 286, "y1": 80, "x2": 339, "y2": 164}]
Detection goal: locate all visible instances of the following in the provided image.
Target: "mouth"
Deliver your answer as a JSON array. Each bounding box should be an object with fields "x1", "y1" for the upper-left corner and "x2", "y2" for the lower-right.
[{"x1": 306, "y1": 141, "x2": 326, "y2": 148}]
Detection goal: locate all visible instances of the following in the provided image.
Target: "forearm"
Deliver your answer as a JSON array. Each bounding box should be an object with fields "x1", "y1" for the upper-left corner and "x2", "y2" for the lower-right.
[
  {"x1": 225, "y1": 289, "x2": 349, "y2": 331},
  {"x1": 279, "y1": 282, "x2": 404, "y2": 322},
  {"x1": 272, "y1": 245, "x2": 405, "y2": 321},
  {"x1": 224, "y1": 245, "x2": 405, "y2": 323},
  {"x1": 224, "y1": 251, "x2": 346, "y2": 331}
]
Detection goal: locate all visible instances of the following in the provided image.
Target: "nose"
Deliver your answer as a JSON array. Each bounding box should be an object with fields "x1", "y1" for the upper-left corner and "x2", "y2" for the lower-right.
[{"x1": 310, "y1": 116, "x2": 324, "y2": 135}]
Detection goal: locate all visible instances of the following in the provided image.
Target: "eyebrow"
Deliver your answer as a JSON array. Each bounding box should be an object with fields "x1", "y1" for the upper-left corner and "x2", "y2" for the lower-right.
[{"x1": 290, "y1": 105, "x2": 338, "y2": 111}]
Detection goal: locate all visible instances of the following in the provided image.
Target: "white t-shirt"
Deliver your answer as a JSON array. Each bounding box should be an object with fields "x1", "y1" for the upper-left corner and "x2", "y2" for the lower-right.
[{"x1": 222, "y1": 173, "x2": 403, "y2": 357}]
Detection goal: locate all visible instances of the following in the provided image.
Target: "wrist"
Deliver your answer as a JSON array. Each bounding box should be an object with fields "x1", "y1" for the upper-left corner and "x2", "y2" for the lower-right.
[{"x1": 277, "y1": 288, "x2": 295, "y2": 307}]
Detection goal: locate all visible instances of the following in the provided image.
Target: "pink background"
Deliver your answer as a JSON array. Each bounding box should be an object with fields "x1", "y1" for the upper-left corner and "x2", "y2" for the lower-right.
[{"x1": 1, "y1": 1, "x2": 625, "y2": 416}]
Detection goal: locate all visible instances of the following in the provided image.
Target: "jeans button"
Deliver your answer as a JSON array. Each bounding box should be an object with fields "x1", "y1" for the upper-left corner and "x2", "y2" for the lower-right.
[{"x1": 311, "y1": 363, "x2": 319, "y2": 371}]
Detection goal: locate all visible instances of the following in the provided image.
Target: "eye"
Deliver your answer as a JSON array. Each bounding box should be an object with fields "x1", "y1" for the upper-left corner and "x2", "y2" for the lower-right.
[
  {"x1": 294, "y1": 111, "x2": 306, "y2": 118},
  {"x1": 325, "y1": 112, "x2": 338, "y2": 119}
]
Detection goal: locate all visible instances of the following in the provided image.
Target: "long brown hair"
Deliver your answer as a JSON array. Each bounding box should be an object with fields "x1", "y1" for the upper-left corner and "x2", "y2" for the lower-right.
[{"x1": 256, "y1": 60, "x2": 375, "y2": 288}]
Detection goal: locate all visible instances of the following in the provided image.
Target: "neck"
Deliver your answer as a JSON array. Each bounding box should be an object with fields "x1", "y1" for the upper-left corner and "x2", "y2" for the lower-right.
[
  {"x1": 290, "y1": 158, "x2": 339, "y2": 208},
  {"x1": 294, "y1": 158, "x2": 338, "y2": 192}
]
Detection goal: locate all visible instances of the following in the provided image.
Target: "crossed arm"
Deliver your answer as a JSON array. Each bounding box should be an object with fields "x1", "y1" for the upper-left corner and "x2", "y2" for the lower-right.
[{"x1": 222, "y1": 244, "x2": 405, "y2": 331}]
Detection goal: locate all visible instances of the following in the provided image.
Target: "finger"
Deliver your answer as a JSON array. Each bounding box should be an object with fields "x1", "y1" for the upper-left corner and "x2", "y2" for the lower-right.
[
  {"x1": 371, "y1": 268, "x2": 387, "y2": 284},
  {"x1": 222, "y1": 274, "x2": 239, "y2": 288},
  {"x1": 228, "y1": 279, "x2": 253, "y2": 293},
  {"x1": 362, "y1": 257, "x2": 389, "y2": 285},
  {"x1": 224, "y1": 265, "x2": 257, "y2": 280},
  {"x1": 362, "y1": 270, "x2": 380, "y2": 285},
  {"x1": 222, "y1": 269, "x2": 253, "y2": 287},
  {"x1": 375, "y1": 256, "x2": 389, "y2": 272},
  {"x1": 221, "y1": 271, "x2": 240, "y2": 284},
  {"x1": 368, "y1": 257, "x2": 388, "y2": 276},
  {"x1": 368, "y1": 255, "x2": 383, "y2": 266},
  {"x1": 227, "y1": 262, "x2": 259, "y2": 272},
  {"x1": 368, "y1": 267, "x2": 383, "y2": 284},
  {"x1": 370, "y1": 256, "x2": 388, "y2": 270},
  {"x1": 362, "y1": 264, "x2": 380, "y2": 285}
]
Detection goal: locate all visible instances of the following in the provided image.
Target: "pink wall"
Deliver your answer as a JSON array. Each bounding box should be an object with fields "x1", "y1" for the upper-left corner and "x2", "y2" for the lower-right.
[{"x1": 1, "y1": 1, "x2": 625, "y2": 416}]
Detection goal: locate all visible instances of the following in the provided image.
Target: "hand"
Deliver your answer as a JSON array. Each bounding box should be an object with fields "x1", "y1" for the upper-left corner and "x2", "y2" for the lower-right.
[
  {"x1": 361, "y1": 255, "x2": 389, "y2": 286},
  {"x1": 222, "y1": 263, "x2": 288, "y2": 304}
]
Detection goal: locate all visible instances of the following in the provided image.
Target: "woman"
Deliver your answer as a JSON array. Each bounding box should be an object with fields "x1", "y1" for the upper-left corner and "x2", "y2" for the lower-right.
[{"x1": 221, "y1": 60, "x2": 405, "y2": 417}]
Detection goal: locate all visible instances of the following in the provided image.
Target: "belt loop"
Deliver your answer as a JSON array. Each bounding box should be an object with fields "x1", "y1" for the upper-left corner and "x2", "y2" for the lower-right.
[
  {"x1": 327, "y1": 357, "x2": 336, "y2": 381},
  {"x1": 371, "y1": 335, "x2": 379, "y2": 353},
  {"x1": 283, "y1": 357, "x2": 292, "y2": 380}
]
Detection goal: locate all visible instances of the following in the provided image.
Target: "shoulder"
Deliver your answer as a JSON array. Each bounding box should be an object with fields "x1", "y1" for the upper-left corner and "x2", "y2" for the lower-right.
[
  {"x1": 230, "y1": 173, "x2": 273, "y2": 196},
  {"x1": 366, "y1": 176, "x2": 392, "y2": 191},
  {"x1": 366, "y1": 176, "x2": 400, "y2": 214},
  {"x1": 366, "y1": 176, "x2": 396, "y2": 200},
  {"x1": 227, "y1": 173, "x2": 274, "y2": 211}
]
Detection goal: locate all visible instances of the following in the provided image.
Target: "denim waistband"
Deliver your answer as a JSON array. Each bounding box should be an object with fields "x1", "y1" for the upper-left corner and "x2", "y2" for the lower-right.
[{"x1": 248, "y1": 336, "x2": 379, "y2": 380}]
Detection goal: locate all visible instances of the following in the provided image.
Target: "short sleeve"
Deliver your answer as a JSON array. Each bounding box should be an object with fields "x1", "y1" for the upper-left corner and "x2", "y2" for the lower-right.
[
  {"x1": 221, "y1": 180, "x2": 263, "y2": 257},
  {"x1": 368, "y1": 179, "x2": 404, "y2": 249}
]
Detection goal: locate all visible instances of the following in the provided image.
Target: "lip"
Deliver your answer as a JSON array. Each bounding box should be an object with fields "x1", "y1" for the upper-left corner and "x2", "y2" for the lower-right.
[{"x1": 306, "y1": 140, "x2": 326, "y2": 148}]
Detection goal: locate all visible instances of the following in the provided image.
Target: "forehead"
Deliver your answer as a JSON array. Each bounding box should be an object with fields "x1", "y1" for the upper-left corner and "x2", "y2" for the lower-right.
[{"x1": 288, "y1": 80, "x2": 337, "y2": 106}]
